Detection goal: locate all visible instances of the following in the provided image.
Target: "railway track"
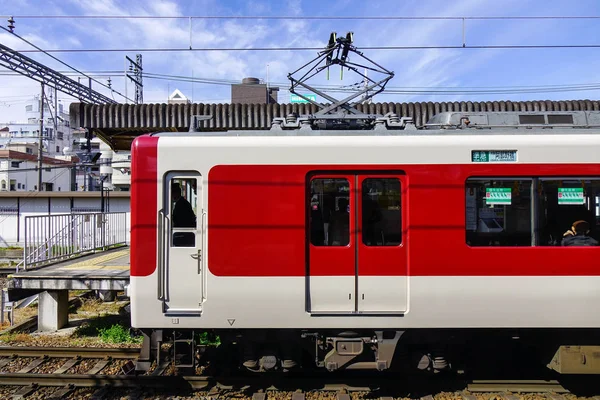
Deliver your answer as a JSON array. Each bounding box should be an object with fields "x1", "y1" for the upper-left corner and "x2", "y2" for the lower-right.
[{"x1": 0, "y1": 346, "x2": 596, "y2": 399}]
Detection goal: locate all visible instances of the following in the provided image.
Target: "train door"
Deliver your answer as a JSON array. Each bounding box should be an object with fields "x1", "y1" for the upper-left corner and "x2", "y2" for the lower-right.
[
  {"x1": 159, "y1": 172, "x2": 205, "y2": 315},
  {"x1": 307, "y1": 173, "x2": 407, "y2": 315}
]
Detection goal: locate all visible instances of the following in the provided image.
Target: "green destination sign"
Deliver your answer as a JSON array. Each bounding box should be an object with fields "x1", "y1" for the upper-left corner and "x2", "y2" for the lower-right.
[
  {"x1": 472, "y1": 150, "x2": 517, "y2": 163},
  {"x1": 290, "y1": 94, "x2": 317, "y2": 103},
  {"x1": 485, "y1": 188, "x2": 512, "y2": 205},
  {"x1": 558, "y1": 187, "x2": 584, "y2": 205}
]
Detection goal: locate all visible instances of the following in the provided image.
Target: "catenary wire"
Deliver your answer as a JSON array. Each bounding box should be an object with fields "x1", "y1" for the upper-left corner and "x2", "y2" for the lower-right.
[
  {"x1": 0, "y1": 25, "x2": 135, "y2": 103},
  {"x1": 11, "y1": 44, "x2": 600, "y2": 53},
  {"x1": 3, "y1": 15, "x2": 600, "y2": 20}
]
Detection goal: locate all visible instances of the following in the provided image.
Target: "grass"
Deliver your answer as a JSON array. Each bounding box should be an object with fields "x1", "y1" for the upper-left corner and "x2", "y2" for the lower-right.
[
  {"x1": 74, "y1": 314, "x2": 142, "y2": 344},
  {"x1": 197, "y1": 331, "x2": 220, "y2": 346}
]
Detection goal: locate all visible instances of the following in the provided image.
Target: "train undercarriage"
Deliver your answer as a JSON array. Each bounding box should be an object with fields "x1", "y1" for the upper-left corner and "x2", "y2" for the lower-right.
[{"x1": 134, "y1": 328, "x2": 600, "y2": 376}]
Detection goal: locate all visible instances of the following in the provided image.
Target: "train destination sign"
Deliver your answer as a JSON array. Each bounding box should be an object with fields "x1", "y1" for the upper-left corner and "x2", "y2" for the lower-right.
[
  {"x1": 558, "y1": 187, "x2": 585, "y2": 205},
  {"x1": 485, "y1": 188, "x2": 512, "y2": 205},
  {"x1": 472, "y1": 150, "x2": 517, "y2": 163}
]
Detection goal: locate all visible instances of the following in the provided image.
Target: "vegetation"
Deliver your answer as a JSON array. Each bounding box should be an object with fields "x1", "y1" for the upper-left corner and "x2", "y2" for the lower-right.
[{"x1": 197, "y1": 331, "x2": 220, "y2": 346}]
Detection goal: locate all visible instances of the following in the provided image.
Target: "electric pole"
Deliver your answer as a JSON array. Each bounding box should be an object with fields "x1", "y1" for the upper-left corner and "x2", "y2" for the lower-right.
[
  {"x1": 126, "y1": 54, "x2": 143, "y2": 104},
  {"x1": 38, "y1": 83, "x2": 44, "y2": 191}
]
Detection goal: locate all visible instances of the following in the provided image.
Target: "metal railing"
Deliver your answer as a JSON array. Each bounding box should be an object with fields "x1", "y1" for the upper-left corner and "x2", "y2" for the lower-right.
[{"x1": 20, "y1": 212, "x2": 127, "y2": 271}]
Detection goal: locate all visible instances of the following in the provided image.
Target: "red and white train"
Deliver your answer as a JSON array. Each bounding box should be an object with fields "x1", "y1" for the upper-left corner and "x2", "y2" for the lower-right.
[{"x1": 129, "y1": 110, "x2": 600, "y2": 374}]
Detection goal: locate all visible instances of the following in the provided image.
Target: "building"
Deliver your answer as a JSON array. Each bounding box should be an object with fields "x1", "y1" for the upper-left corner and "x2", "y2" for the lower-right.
[
  {"x1": 0, "y1": 150, "x2": 73, "y2": 192},
  {"x1": 168, "y1": 89, "x2": 191, "y2": 105},
  {"x1": 1, "y1": 96, "x2": 74, "y2": 158},
  {"x1": 231, "y1": 77, "x2": 279, "y2": 104}
]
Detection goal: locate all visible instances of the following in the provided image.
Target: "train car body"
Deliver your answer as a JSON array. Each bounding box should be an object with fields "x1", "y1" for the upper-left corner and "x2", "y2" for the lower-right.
[{"x1": 129, "y1": 110, "x2": 600, "y2": 374}]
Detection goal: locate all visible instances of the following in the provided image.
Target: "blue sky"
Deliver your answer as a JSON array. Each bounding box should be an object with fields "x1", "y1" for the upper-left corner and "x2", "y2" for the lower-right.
[{"x1": 1, "y1": 0, "x2": 600, "y2": 123}]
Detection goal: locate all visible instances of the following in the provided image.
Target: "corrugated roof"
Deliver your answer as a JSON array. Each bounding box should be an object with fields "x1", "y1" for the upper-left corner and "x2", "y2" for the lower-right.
[{"x1": 69, "y1": 99, "x2": 600, "y2": 150}]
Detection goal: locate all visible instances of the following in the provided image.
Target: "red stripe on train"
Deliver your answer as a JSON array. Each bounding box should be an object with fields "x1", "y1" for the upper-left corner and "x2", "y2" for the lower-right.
[
  {"x1": 130, "y1": 135, "x2": 158, "y2": 277},
  {"x1": 207, "y1": 164, "x2": 600, "y2": 277}
]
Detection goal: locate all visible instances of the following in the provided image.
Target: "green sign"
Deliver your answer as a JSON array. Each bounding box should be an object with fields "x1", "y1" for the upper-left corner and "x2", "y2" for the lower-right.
[
  {"x1": 485, "y1": 188, "x2": 511, "y2": 205},
  {"x1": 290, "y1": 94, "x2": 316, "y2": 103},
  {"x1": 558, "y1": 187, "x2": 584, "y2": 205},
  {"x1": 472, "y1": 150, "x2": 517, "y2": 163}
]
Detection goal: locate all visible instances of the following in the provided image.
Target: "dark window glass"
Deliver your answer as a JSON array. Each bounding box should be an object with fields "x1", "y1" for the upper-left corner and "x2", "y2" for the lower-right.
[
  {"x1": 519, "y1": 114, "x2": 545, "y2": 124},
  {"x1": 309, "y1": 178, "x2": 349, "y2": 246},
  {"x1": 362, "y1": 178, "x2": 401, "y2": 246},
  {"x1": 170, "y1": 178, "x2": 197, "y2": 229},
  {"x1": 537, "y1": 179, "x2": 600, "y2": 246},
  {"x1": 466, "y1": 179, "x2": 532, "y2": 246},
  {"x1": 172, "y1": 232, "x2": 195, "y2": 247},
  {"x1": 547, "y1": 114, "x2": 574, "y2": 124}
]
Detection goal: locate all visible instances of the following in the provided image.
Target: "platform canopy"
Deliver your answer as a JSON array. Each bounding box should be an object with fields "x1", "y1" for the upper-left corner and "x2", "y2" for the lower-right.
[{"x1": 69, "y1": 99, "x2": 600, "y2": 151}]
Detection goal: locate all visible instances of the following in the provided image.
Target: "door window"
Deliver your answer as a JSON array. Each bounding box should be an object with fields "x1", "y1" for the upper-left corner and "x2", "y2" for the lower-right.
[
  {"x1": 309, "y1": 178, "x2": 350, "y2": 246},
  {"x1": 169, "y1": 177, "x2": 198, "y2": 247},
  {"x1": 361, "y1": 178, "x2": 402, "y2": 246}
]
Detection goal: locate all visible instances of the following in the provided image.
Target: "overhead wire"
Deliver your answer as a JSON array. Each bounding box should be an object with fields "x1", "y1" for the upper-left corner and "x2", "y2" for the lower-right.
[
  {"x1": 10, "y1": 44, "x2": 600, "y2": 53},
  {"x1": 4, "y1": 15, "x2": 600, "y2": 20},
  {"x1": 0, "y1": 25, "x2": 134, "y2": 103}
]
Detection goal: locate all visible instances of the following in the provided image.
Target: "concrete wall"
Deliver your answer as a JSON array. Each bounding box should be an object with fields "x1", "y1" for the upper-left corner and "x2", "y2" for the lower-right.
[{"x1": 0, "y1": 193, "x2": 130, "y2": 247}]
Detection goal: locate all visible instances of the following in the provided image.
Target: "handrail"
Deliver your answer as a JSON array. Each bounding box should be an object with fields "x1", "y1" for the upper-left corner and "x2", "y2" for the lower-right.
[{"x1": 21, "y1": 212, "x2": 128, "y2": 270}]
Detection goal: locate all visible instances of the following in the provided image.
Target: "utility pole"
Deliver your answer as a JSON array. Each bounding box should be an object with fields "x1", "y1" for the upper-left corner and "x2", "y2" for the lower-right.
[
  {"x1": 126, "y1": 54, "x2": 143, "y2": 104},
  {"x1": 38, "y1": 83, "x2": 44, "y2": 191}
]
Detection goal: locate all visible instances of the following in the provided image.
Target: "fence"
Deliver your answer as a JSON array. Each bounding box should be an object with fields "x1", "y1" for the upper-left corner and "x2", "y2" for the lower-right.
[{"x1": 20, "y1": 212, "x2": 128, "y2": 271}]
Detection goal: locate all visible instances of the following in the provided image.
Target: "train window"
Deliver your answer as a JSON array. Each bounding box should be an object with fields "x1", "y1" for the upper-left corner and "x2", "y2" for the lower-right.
[
  {"x1": 537, "y1": 179, "x2": 600, "y2": 246},
  {"x1": 362, "y1": 178, "x2": 401, "y2": 246},
  {"x1": 169, "y1": 177, "x2": 198, "y2": 247},
  {"x1": 309, "y1": 178, "x2": 350, "y2": 246},
  {"x1": 465, "y1": 179, "x2": 532, "y2": 246}
]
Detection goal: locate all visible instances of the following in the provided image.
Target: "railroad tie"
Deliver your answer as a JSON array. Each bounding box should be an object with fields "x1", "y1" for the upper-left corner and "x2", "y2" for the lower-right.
[
  {"x1": 17, "y1": 356, "x2": 47, "y2": 374},
  {"x1": 546, "y1": 395, "x2": 566, "y2": 400},
  {"x1": 501, "y1": 395, "x2": 521, "y2": 400},
  {"x1": 11, "y1": 383, "x2": 38, "y2": 400},
  {"x1": 53, "y1": 358, "x2": 81, "y2": 374},
  {"x1": 90, "y1": 386, "x2": 110, "y2": 400},
  {"x1": 87, "y1": 359, "x2": 110, "y2": 375},
  {"x1": 337, "y1": 393, "x2": 351, "y2": 400},
  {"x1": 47, "y1": 386, "x2": 75, "y2": 400},
  {"x1": 0, "y1": 358, "x2": 12, "y2": 369},
  {"x1": 151, "y1": 361, "x2": 170, "y2": 376},
  {"x1": 462, "y1": 395, "x2": 478, "y2": 400},
  {"x1": 421, "y1": 396, "x2": 435, "y2": 400}
]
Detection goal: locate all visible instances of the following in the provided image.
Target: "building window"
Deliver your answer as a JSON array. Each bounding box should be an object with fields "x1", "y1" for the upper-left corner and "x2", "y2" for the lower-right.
[
  {"x1": 465, "y1": 178, "x2": 532, "y2": 246},
  {"x1": 26, "y1": 105, "x2": 32, "y2": 112},
  {"x1": 1, "y1": 180, "x2": 5, "y2": 190},
  {"x1": 45, "y1": 167, "x2": 51, "y2": 172},
  {"x1": 11, "y1": 161, "x2": 20, "y2": 168},
  {"x1": 56, "y1": 146, "x2": 60, "y2": 153},
  {"x1": 9, "y1": 180, "x2": 16, "y2": 191},
  {"x1": 466, "y1": 177, "x2": 600, "y2": 247},
  {"x1": 26, "y1": 147, "x2": 32, "y2": 154}
]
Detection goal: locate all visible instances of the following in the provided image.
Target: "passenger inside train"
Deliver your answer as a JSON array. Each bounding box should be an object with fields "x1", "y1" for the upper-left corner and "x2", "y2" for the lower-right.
[{"x1": 466, "y1": 178, "x2": 600, "y2": 247}]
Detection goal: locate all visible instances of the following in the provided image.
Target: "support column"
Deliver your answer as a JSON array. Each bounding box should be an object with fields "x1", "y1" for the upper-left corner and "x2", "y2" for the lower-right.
[{"x1": 38, "y1": 291, "x2": 68, "y2": 332}]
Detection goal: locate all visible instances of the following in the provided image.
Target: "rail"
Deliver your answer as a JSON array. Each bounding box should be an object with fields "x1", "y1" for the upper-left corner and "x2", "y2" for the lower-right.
[{"x1": 20, "y1": 212, "x2": 127, "y2": 271}]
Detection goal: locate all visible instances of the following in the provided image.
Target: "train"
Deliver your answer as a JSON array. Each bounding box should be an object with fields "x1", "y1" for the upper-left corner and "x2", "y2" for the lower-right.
[{"x1": 128, "y1": 108, "x2": 600, "y2": 375}]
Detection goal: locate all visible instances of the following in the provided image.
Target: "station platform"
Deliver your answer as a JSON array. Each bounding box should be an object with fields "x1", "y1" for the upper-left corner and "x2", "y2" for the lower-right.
[
  {"x1": 7, "y1": 247, "x2": 130, "y2": 298},
  {"x1": 5, "y1": 247, "x2": 130, "y2": 332}
]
